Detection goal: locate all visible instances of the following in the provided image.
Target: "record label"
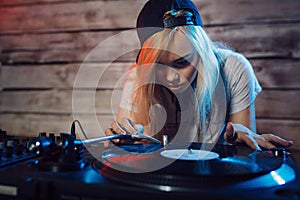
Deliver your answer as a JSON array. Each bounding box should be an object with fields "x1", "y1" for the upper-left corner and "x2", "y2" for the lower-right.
[{"x1": 160, "y1": 149, "x2": 219, "y2": 161}]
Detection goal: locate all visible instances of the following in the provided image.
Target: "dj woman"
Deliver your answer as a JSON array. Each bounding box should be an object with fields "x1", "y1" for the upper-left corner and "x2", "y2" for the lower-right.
[{"x1": 105, "y1": 0, "x2": 293, "y2": 150}]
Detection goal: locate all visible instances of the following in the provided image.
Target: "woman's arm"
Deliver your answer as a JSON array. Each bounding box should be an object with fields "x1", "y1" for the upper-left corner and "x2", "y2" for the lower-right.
[{"x1": 229, "y1": 102, "x2": 256, "y2": 131}]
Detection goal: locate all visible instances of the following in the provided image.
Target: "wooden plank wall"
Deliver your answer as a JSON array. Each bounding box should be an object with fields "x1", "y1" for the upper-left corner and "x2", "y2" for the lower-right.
[{"x1": 0, "y1": 0, "x2": 299, "y2": 148}]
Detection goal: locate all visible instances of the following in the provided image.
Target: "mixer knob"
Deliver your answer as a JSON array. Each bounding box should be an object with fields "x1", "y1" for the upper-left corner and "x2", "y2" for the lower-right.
[
  {"x1": 39, "y1": 132, "x2": 47, "y2": 137},
  {"x1": 5, "y1": 147, "x2": 14, "y2": 158},
  {"x1": 0, "y1": 130, "x2": 7, "y2": 142},
  {"x1": 5, "y1": 140, "x2": 15, "y2": 158},
  {"x1": 15, "y1": 144, "x2": 25, "y2": 156},
  {"x1": 49, "y1": 133, "x2": 56, "y2": 143},
  {"x1": 0, "y1": 142, "x2": 4, "y2": 159},
  {"x1": 0, "y1": 142, "x2": 4, "y2": 149},
  {"x1": 7, "y1": 140, "x2": 15, "y2": 147}
]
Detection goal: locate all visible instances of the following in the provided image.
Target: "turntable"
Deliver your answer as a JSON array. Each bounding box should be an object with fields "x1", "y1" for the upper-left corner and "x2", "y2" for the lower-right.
[
  {"x1": 0, "y1": 129, "x2": 299, "y2": 200},
  {"x1": 95, "y1": 142, "x2": 299, "y2": 198}
]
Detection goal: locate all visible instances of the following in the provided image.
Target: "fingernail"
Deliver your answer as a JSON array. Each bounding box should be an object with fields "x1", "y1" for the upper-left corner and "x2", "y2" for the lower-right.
[{"x1": 113, "y1": 139, "x2": 120, "y2": 143}]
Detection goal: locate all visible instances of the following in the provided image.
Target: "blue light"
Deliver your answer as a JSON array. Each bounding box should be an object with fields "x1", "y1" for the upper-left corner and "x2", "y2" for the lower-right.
[
  {"x1": 235, "y1": 164, "x2": 296, "y2": 189},
  {"x1": 270, "y1": 171, "x2": 286, "y2": 185}
]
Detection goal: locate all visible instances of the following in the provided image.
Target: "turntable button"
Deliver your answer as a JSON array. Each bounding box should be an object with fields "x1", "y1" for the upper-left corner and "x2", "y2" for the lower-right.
[
  {"x1": 5, "y1": 140, "x2": 15, "y2": 158},
  {"x1": 0, "y1": 130, "x2": 7, "y2": 142},
  {"x1": 0, "y1": 142, "x2": 4, "y2": 159},
  {"x1": 49, "y1": 133, "x2": 55, "y2": 142},
  {"x1": 0, "y1": 142, "x2": 4, "y2": 149},
  {"x1": 39, "y1": 132, "x2": 47, "y2": 137},
  {"x1": 0, "y1": 148, "x2": 3, "y2": 159},
  {"x1": 15, "y1": 144, "x2": 25, "y2": 156},
  {"x1": 5, "y1": 146, "x2": 14, "y2": 158},
  {"x1": 163, "y1": 135, "x2": 168, "y2": 147},
  {"x1": 271, "y1": 148, "x2": 286, "y2": 159}
]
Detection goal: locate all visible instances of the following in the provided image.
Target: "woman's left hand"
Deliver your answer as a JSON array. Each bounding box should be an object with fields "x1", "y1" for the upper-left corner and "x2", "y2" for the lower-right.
[{"x1": 224, "y1": 122, "x2": 293, "y2": 150}]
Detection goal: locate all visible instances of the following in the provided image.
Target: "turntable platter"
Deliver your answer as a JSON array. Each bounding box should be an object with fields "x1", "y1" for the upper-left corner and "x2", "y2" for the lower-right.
[
  {"x1": 91, "y1": 143, "x2": 297, "y2": 191},
  {"x1": 98, "y1": 143, "x2": 283, "y2": 175}
]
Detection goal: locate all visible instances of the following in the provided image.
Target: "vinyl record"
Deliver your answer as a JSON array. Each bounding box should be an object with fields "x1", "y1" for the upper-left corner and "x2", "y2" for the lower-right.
[{"x1": 92, "y1": 143, "x2": 294, "y2": 191}]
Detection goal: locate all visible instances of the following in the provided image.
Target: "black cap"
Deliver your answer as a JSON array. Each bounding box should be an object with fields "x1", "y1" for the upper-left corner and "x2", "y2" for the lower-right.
[{"x1": 136, "y1": 0, "x2": 203, "y2": 45}]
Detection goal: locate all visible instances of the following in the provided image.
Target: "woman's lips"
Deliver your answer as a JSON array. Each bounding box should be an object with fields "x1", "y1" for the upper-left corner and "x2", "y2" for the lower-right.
[{"x1": 166, "y1": 83, "x2": 186, "y2": 92}]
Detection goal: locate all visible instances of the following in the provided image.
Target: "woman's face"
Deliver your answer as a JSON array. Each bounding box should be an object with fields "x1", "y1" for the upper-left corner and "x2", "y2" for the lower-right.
[{"x1": 155, "y1": 31, "x2": 199, "y2": 93}]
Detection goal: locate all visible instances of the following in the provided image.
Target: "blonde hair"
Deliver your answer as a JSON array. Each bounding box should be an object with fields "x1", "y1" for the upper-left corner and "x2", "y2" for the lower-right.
[{"x1": 130, "y1": 25, "x2": 230, "y2": 140}]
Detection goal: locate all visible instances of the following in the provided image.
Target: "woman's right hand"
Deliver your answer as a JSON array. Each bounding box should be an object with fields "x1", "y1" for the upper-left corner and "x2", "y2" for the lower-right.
[
  {"x1": 105, "y1": 121, "x2": 125, "y2": 135},
  {"x1": 104, "y1": 119, "x2": 147, "y2": 146},
  {"x1": 104, "y1": 121, "x2": 128, "y2": 146}
]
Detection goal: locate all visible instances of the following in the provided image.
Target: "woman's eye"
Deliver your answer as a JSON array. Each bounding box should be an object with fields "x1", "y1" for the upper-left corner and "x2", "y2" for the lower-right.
[
  {"x1": 156, "y1": 62, "x2": 165, "y2": 70},
  {"x1": 173, "y1": 59, "x2": 190, "y2": 68}
]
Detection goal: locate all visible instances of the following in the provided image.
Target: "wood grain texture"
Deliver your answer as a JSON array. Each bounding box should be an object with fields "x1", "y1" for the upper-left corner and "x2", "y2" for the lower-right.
[
  {"x1": 0, "y1": 63, "x2": 130, "y2": 89},
  {"x1": 1, "y1": 0, "x2": 299, "y2": 33},
  {"x1": 0, "y1": 89, "x2": 123, "y2": 114},
  {"x1": 255, "y1": 90, "x2": 300, "y2": 119},
  {"x1": 208, "y1": 24, "x2": 300, "y2": 59},
  {"x1": 256, "y1": 119, "x2": 300, "y2": 149},
  {"x1": 2, "y1": 58, "x2": 299, "y2": 89},
  {"x1": 0, "y1": 0, "x2": 146, "y2": 34},
  {"x1": 1, "y1": 23, "x2": 300, "y2": 65},
  {"x1": 252, "y1": 59, "x2": 300, "y2": 89},
  {"x1": 0, "y1": 0, "x2": 87, "y2": 6},
  {"x1": 0, "y1": 113, "x2": 114, "y2": 139},
  {"x1": 1, "y1": 89, "x2": 299, "y2": 118},
  {"x1": 195, "y1": 0, "x2": 300, "y2": 25},
  {"x1": 0, "y1": 30, "x2": 140, "y2": 64}
]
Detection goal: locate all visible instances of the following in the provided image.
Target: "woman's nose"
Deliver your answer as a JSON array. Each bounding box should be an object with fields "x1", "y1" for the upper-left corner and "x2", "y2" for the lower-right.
[{"x1": 166, "y1": 69, "x2": 180, "y2": 85}]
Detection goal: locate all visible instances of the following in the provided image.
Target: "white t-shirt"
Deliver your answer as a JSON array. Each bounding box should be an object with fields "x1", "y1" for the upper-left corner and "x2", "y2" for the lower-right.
[{"x1": 222, "y1": 52, "x2": 262, "y2": 115}]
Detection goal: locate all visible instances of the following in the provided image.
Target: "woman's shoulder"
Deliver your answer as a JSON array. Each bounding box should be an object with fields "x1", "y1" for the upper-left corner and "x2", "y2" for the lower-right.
[
  {"x1": 220, "y1": 49, "x2": 250, "y2": 68},
  {"x1": 219, "y1": 49, "x2": 253, "y2": 76}
]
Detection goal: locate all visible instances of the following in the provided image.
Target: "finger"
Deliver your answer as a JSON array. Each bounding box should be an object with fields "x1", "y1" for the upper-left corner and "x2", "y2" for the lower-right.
[
  {"x1": 124, "y1": 118, "x2": 136, "y2": 133},
  {"x1": 111, "y1": 122, "x2": 124, "y2": 134},
  {"x1": 256, "y1": 137, "x2": 276, "y2": 150},
  {"x1": 105, "y1": 126, "x2": 120, "y2": 144},
  {"x1": 241, "y1": 134, "x2": 261, "y2": 151},
  {"x1": 224, "y1": 122, "x2": 237, "y2": 142},
  {"x1": 124, "y1": 118, "x2": 144, "y2": 134},
  {"x1": 105, "y1": 127, "x2": 114, "y2": 136},
  {"x1": 262, "y1": 134, "x2": 294, "y2": 147}
]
